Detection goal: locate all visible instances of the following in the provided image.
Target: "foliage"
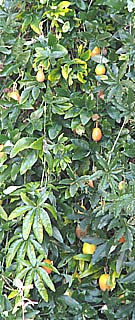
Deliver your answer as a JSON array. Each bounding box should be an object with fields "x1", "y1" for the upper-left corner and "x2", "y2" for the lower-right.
[{"x1": 0, "y1": 0, "x2": 135, "y2": 319}]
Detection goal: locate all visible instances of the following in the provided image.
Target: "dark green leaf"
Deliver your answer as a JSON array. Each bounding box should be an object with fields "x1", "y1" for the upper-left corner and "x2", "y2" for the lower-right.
[
  {"x1": 10, "y1": 138, "x2": 35, "y2": 158},
  {"x1": 39, "y1": 208, "x2": 52, "y2": 236},
  {"x1": 20, "y1": 150, "x2": 38, "y2": 175},
  {"x1": 33, "y1": 210, "x2": 43, "y2": 244},
  {"x1": 23, "y1": 209, "x2": 35, "y2": 240},
  {"x1": 0, "y1": 206, "x2": 7, "y2": 220},
  {"x1": 8, "y1": 206, "x2": 30, "y2": 220},
  {"x1": 6, "y1": 239, "x2": 23, "y2": 268},
  {"x1": 34, "y1": 272, "x2": 48, "y2": 302},
  {"x1": 27, "y1": 242, "x2": 37, "y2": 267},
  {"x1": 37, "y1": 267, "x2": 55, "y2": 292}
]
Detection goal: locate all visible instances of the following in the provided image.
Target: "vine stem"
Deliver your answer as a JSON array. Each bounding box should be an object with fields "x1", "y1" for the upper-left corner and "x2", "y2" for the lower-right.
[
  {"x1": 108, "y1": 118, "x2": 126, "y2": 166},
  {"x1": 40, "y1": 101, "x2": 47, "y2": 189}
]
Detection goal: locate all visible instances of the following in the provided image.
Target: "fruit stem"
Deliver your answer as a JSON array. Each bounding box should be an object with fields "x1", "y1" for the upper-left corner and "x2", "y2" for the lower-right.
[
  {"x1": 13, "y1": 82, "x2": 17, "y2": 92},
  {"x1": 38, "y1": 64, "x2": 44, "y2": 70},
  {"x1": 96, "y1": 121, "x2": 98, "y2": 128}
]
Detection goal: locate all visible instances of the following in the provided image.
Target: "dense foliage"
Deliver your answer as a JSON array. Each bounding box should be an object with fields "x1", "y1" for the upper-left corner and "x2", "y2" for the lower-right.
[{"x1": 0, "y1": 0, "x2": 135, "y2": 319}]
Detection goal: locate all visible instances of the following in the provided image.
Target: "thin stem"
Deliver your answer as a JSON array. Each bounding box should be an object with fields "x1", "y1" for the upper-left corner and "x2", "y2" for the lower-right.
[
  {"x1": 40, "y1": 101, "x2": 47, "y2": 188},
  {"x1": 88, "y1": 0, "x2": 93, "y2": 11},
  {"x1": 128, "y1": 16, "x2": 132, "y2": 77},
  {"x1": 22, "y1": 304, "x2": 25, "y2": 320},
  {"x1": 108, "y1": 118, "x2": 126, "y2": 165}
]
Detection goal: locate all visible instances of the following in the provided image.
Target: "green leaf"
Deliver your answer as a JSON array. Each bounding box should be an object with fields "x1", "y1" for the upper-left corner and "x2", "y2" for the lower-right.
[
  {"x1": 96, "y1": 153, "x2": 109, "y2": 171},
  {"x1": 6, "y1": 239, "x2": 23, "y2": 268},
  {"x1": 23, "y1": 209, "x2": 35, "y2": 240},
  {"x1": 10, "y1": 137, "x2": 35, "y2": 158},
  {"x1": 58, "y1": 1, "x2": 71, "y2": 9},
  {"x1": 127, "y1": 0, "x2": 135, "y2": 12},
  {"x1": 30, "y1": 108, "x2": 43, "y2": 121},
  {"x1": 48, "y1": 123, "x2": 62, "y2": 139},
  {"x1": 35, "y1": 47, "x2": 50, "y2": 59},
  {"x1": 8, "y1": 290, "x2": 18, "y2": 299},
  {"x1": 48, "y1": 69, "x2": 61, "y2": 82},
  {"x1": 87, "y1": 170, "x2": 103, "y2": 181},
  {"x1": 3, "y1": 185, "x2": 22, "y2": 195},
  {"x1": 61, "y1": 64, "x2": 71, "y2": 80},
  {"x1": 92, "y1": 243, "x2": 107, "y2": 264},
  {"x1": 30, "y1": 239, "x2": 46, "y2": 256},
  {"x1": 119, "y1": 271, "x2": 135, "y2": 283},
  {"x1": 27, "y1": 242, "x2": 37, "y2": 267},
  {"x1": 77, "y1": 72, "x2": 86, "y2": 83},
  {"x1": 39, "y1": 208, "x2": 52, "y2": 236},
  {"x1": 32, "y1": 87, "x2": 40, "y2": 100},
  {"x1": 20, "y1": 192, "x2": 35, "y2": 207},
  {"x1": 20, "y1": 88, "x2": 31, "y2": 104},
  {"x1": 58, "y1": 295, "x2": 81, "y2": 309},
  {"x1": 34, "y1": 272, "x2": 48, "y2": 302},
  {"x1": 121, "y1": 228, "x2": 133, "y2": 251},
  {"x1": 0, "y1": 206, "x2": 7, "y2": 220},
  {"x1": 21, "y1": 15, "x2": 32, "y2": 32},
  {"x1": 33, "y1": 210, "x2": 43, "y2": 244},
  {"x1": 37, "y1": 267, "x2": 55, "y2": 292},
  {"x1": 73, "y1": 254, "x2": 91, "y2": 261},
  {"x1": 80, "y1": 109, "x2": 91, "y2": 125},
  {"x1": 50, "y1": 44, "x2": 68, "y2": 59},
  {"x1": 16, "y1": 242, "x2": 27, "y2": 271},
  {"x1": 52, "y1": 226, "x2": 63, "y2": 243},
  {"x1": 116, "y1": 251, "x2": 126, "y2": 273},
  {"x1": 70, "y1": 183, "x2": 79, "y2": 197},
  {"x1": 44, "y1": 203, "x2": 57, "y2": 220},
  {"x1": 20, "y1": 150, "x2": 38, "y2": 175},
  {"x1": 75, "y1": 0, "x2": 86, "y2": 10},
  {"x1": 80, "y1": 50, "x2": 91, "y2": 61},
  {"x1": 30, "y1": 15, "x2": 41, "y2": 34},
  {"x1": 118, "y1": 62, "x2": 128, "y2": 80},
  {"x1": 8, "y1": 206, "x2": 30, "y2": 220},
  {"x1": 62, "y1": 21, "x2": 70, "y2": 33},
  {"x1": 30, "y1": 137, "x2": 43, "y2": 150},
  {"x1": 24, "y1": 269, "x2": 34, "y2": 297},
  {"x1": 15, "y1": 268, "x2": 31, "y2": 281}
]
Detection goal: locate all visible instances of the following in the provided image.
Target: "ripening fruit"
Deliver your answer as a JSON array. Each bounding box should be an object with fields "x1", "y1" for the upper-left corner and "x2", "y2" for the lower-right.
[
  {"x1": 98, "y1": 90, "x2": 104, "y2": 100},
  {"x1": 91, "y1": 46, "x2": 100, "y2": 57},
  {"x1": 95, "y1": 64, "x2": 106, "y2": 76},
  {"x1": 119, "y1": 293, "x2": 126, "y2": 304},
  {"x1": 82, "y1": 242, "x2": 96, "y2": 255},
  {"x1": 0, "y1": 152, "x2": 5, "y2": 158},
  {"x1": 75, "y1": 225, "x2": 89, "y2": 239},
  {"x1": 118, "y1": 181, "x2": 126, "y2": 191},
  {"x1": 118, "y1": 235, "x2": 126, "y2": 243},
  {"x1": 88, "y1": 180, "x2": 94, "y2": 188},
  {"x1": 42, "y1": 259, "x2": 53, "y2": 274},
  {"x1": 0, "y1": 144, "x2": 4, "y2": 151},
  {"x1": 8, "y1": 90, "x2": 20, "y2": 102},
  {"x1": 92, "y1": 127, "x2": 102, "y2": 142},
  {"x1": 99, "y1": 274, "x2": 110, "y2": 291},
  {"x1": 36, "y1": 69, "x2": 45, "y2": 82}
]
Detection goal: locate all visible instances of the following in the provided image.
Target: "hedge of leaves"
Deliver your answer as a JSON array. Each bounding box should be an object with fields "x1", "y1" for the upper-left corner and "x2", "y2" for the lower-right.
[{"x1": 0, "y1": 0, "x2": 135, "y2": 319}]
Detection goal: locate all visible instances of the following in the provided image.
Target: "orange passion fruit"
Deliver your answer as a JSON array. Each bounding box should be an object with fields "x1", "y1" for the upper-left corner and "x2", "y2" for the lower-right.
[
  {"x1": 8, "y1": 90, "x2": 20, "y2": 102},
  {"x1": 36, "y1": 68, "x2": 45, "y2": 82},
  {"x1": 118, "y1": 236, "x2": 126, "y2": 243},
  {"x1": 91, "y1": 46, "x2": 100, "y2": 57},
  {"x1": 0, "y1": 144, "x2": 4, "y2": 151},
  {"x1": 99, "y1": 274, "x2": 110, "y2": 292},
  {"x1": 82, "y1": 242, "x2": 96, "y2": 255},
  {"x1": 95, "y1": 64, "x2": 106, "y2": 76},
  {"x1": 92, "y1": 127, "x2": 102, "y2": 142}
]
